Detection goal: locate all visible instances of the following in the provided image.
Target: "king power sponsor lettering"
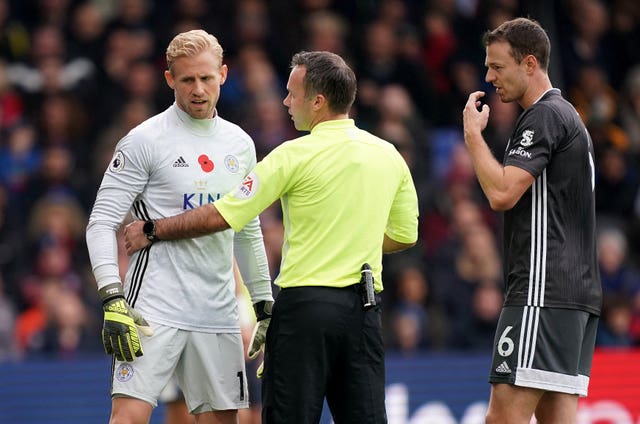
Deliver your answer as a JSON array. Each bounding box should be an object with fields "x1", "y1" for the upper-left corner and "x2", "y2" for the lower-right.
[{"x1": 183, "y1": 192, "x2": 222, "y2": 209}]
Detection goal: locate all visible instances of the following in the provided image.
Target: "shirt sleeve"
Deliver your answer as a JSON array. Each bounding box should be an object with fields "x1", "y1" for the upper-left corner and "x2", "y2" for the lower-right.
[
  {"x1": 231, "y1": 135, "x2": 274, "y2": 304},
  {"x1": 385, "y1": 159, "x2": 419, "y2": 244},
  {"x1": 504, "y1": 105, "x2": 558, "y2": 177},
  {"x1": 86, "y1": 134, "x2": 152, "y2": 289},
  {"x1": 233, "y1": 215, "x2": 274, "y2": 303},
  {"x1": 216, "y1": 145, "x2": 292, "y2": 232}
]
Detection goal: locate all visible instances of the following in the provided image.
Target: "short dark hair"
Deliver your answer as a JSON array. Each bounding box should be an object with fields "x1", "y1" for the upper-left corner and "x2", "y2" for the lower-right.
[
  {"x1": 483, "y1": 17, "x2": 550, "y2": 71},
  {"x1": 290, "y1": 51, "x2": 357, "y2": 114}
]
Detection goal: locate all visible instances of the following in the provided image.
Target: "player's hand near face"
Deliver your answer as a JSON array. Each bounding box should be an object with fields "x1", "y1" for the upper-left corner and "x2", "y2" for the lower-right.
[{"x1": 463, "y1": 91, "x2": 490, "y2": 138}]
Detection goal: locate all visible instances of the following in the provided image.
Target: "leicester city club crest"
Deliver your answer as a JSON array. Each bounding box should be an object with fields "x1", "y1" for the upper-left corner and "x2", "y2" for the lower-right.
[
  {"x1": 520, "y1": 129, "x2": 535, "y2": 147},
  {"x1": 224, "y1": 154, "x2": 240, "y2": 173},
  {"x1": 115, "y1": 363, "x2": 134, "y2": 382}
]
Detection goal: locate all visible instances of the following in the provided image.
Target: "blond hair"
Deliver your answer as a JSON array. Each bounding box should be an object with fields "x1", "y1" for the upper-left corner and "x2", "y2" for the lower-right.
[{"x1": 166, "y1": 29, "x2": 223, "y2": 72}]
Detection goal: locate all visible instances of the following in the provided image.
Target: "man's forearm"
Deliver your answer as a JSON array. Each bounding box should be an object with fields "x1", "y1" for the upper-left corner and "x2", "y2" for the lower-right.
[
  {"x1": 156, "y1": 203, "x2": 230, "y2": 240},
  {"x1": 383, "y1": 234, "x2": 415, "y2": 254},
  {"x1": 464, "y1": 132, "x2": 508, "y2": 208}
]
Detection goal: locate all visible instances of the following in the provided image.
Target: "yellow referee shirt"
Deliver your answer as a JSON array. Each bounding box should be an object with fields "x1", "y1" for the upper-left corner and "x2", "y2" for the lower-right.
[{"x1": 215, "y1": 119, "x2": 419, "y2": 291}]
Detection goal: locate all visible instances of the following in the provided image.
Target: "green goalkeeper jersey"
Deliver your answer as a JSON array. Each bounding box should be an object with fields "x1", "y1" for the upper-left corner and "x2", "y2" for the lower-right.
[{"x1": 215, "y1": 119, "x2": 419, "y2": 292}]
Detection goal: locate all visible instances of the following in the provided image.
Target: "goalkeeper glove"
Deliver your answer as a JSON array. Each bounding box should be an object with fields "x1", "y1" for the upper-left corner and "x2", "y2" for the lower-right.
[
  {"x1": 248, "y1": 300, "x2": 273, "y2": 378},
  {"x1": 98, "y1": 283, "x2": 153, "y2": 362}
]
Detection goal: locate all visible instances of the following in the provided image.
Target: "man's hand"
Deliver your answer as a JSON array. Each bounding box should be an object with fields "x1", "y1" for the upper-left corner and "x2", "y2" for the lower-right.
[
  {"x1": 99, "y1": 283, "x2": 153, "y2": 362},
  {"x1": 124, "y1": 220, "x2": 151, "y2": 255},
  {"x1": 249, "y1": 300, "x2": 273, "y2": 378},
  {"x1": 463, "y1": 90, "x2": 490, "y2": 139}
]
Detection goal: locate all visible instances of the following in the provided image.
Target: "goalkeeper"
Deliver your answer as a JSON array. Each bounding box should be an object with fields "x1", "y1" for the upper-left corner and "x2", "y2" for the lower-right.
[{"x1": 86, "y1": 29, "x2": 273, "y2": 424}]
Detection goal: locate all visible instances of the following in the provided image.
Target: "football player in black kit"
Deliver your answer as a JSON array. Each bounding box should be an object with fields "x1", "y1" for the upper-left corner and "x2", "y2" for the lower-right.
[{"x1": 462, "y1": 17, "x2": 602, "y2": 424}]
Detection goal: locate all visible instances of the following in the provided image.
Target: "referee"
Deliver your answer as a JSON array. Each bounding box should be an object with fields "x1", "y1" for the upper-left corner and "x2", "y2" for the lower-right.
[{"x1": 124, "y1": 51, "x2": 419, "y2": 423}]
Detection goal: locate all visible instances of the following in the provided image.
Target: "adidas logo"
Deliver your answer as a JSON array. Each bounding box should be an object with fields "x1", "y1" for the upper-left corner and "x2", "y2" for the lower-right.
[
  {"x1": 173, "y1": 156, "x2": 189, "y2": 167},
  {"x1": 495, "y1": 361, "x2": 512, "y2": 374}
]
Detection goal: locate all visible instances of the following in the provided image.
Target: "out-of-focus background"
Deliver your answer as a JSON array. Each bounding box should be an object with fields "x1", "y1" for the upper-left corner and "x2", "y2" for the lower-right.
[{"x1": 0, "y1": 0, "x2": 639, "y2": 422}]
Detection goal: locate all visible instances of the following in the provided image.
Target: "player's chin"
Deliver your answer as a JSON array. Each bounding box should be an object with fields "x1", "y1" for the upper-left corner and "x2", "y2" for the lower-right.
[
  {"x1": 496, "y1": 91, "x2": 511, "y2": 103},
  {"x1": 190, "y1": 104, "x2": 212, "y2": 119}
]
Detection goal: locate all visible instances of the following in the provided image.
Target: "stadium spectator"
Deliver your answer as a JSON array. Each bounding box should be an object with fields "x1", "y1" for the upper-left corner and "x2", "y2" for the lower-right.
[
  {"x1": 0, "y1": 185, "x2": 25, "y2": 298},
  {"x1": 33, "y1": 93, "x2": 92, "y2": 181},
  {"x1": 385, "y1": 261, "x2": 448, "y2": 353},
  {"x1": 227, "y1": 47, "x2": 292, "y2": 157},
  {"x1": 374, "y1": 83, "x2": 430, "y2": 174},
  {"x1": 436, "y1": 57, "x2": 484, "y2": 127},
  {"x1": 100, "y1": 27, "x2": 156, "y2": 96},
  {"x1": 0, "y1": 121, "x2": 41, "y2": 214},
  {"x1": 608, "y1": 0, "x2": 640, "y2": 89},
  {"x1": 22, "y1": 0, "x2": 73, "y2": 30},
  {"x1": 594, "y1": 144, "x2": 640, "y2": 224},
  {"x1": 558, "y1": 0, "x2": 614, "y2": 91},
  {"x1": 23, "y1": 145, "x2": 88, "y2": 213},
  {"x1": 26, "y1": 192, "x2": 87, "y2": 265},
  {"x1": 6, "y1": 24, "x2": 97, "y2": 104},
  {"x1": 389, "y1": 303, "x2": 426, "y2": 355},
  {"x1": 35, "y1": 282, "x2": 102, "y2": 358},
  {"x1": 619, "y1": 65, "x2": 640, "y2": 155},
  {"x1": 596, "y1": 226, "x2": 640, "y2": 300},
  {"x1": 596, "y1": 294, "x2": 634, "y2": 347},
  {"x1": 0, "y1": 275, "x2": 18, "y2": 361},
  {"x1": 91, "y1": 97, "x2": 155, "y2": 184},
  {"x1": 430, "y1": 218, "x2": 502, "y2": 349},
  {"x1": 0, "y1": 59, "x2": 24, "y2": 129},
  {"x1": 66, "y1": 1, "x2": 108, "y2": 68},
  {"x1": 302, "y1": 10, "x2": 350, "y2": 59},
  {"x1": 106, "y1": 0, "x2": 154, "y2": 34},
  {"x1": 421, "y1": 156, "x2": 496, "y2": 266},
  {"x1": 458, "y1": 282, "x2": 504, "y2": 352},
  {"x1": 421, "y1": 7, "x2": 459, "y2": 95},
  {"x1": 0, "y1": 0, "x2": 30, "y2": 63},
  {"x1": 356, "y1": 19, "x2": 437, "y2": 125}
]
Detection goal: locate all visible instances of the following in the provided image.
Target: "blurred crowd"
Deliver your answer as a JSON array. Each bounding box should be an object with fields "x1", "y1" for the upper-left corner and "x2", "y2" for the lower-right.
[{"x1": 0, "y1": 0, "x2": 639, "y2": 369}]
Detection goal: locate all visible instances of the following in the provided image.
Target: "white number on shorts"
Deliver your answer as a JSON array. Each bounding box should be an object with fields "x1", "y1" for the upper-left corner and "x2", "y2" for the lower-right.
[{"x1": 497, "y1": 326, "x2": 515, "y2": 357}]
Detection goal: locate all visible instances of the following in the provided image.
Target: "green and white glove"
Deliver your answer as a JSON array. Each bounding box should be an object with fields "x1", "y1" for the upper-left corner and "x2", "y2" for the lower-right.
[
  {"x1": 248, "y1": 300, "x2": 273, "y2": 378},
  {"x1": 98, "y1": 283, "x2": 154, "y2": 362}
]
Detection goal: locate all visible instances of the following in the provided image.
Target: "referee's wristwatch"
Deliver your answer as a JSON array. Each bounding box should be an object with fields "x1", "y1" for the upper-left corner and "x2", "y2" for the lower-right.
[{"x1": 143, "y1": 220, "x2": 160, "y2": 242}]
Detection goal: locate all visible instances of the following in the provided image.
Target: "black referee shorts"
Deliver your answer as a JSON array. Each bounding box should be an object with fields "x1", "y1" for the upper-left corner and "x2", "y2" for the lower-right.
[{"x1": 261, "y1": 285, "x2": 387, "y2": 424}]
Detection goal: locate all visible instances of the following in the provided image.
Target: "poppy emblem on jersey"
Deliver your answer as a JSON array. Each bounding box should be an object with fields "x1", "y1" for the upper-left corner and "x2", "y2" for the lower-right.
[
  {"x1": 234, "y1": 172, "x2": 259, "y2": 199},
  {"x1": 520, "y1": 129, "x2": 535, "y2": 147},
  {"x1": 109, "y1": 151, "x2": 125, "y2": 173},
  {"x1": 198, "y1": 154, "x2": 214, "y2": 172},
  {"x1": 224, "y1": 155, "x2": 240, "y2": 173},
  {"x1": 115, "y1": 363, "x2": 134, "y2": 382}
]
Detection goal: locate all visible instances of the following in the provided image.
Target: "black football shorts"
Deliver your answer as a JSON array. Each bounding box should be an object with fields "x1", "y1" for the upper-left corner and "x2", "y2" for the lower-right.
[{"x1": 489, "y1": 305, "x2": 598, "y2": 396}]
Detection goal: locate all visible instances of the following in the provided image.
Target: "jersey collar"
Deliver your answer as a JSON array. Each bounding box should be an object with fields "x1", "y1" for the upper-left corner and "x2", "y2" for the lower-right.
[
  {"x1": 533, "y1": 88, "x2": 561, "y2": 105},
  {"x1": 310, "y1": 119, "x2": 356, "y2": 134},
  {"x1": 172, "y1": 103, "x2": 219, "y2": 136}
]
